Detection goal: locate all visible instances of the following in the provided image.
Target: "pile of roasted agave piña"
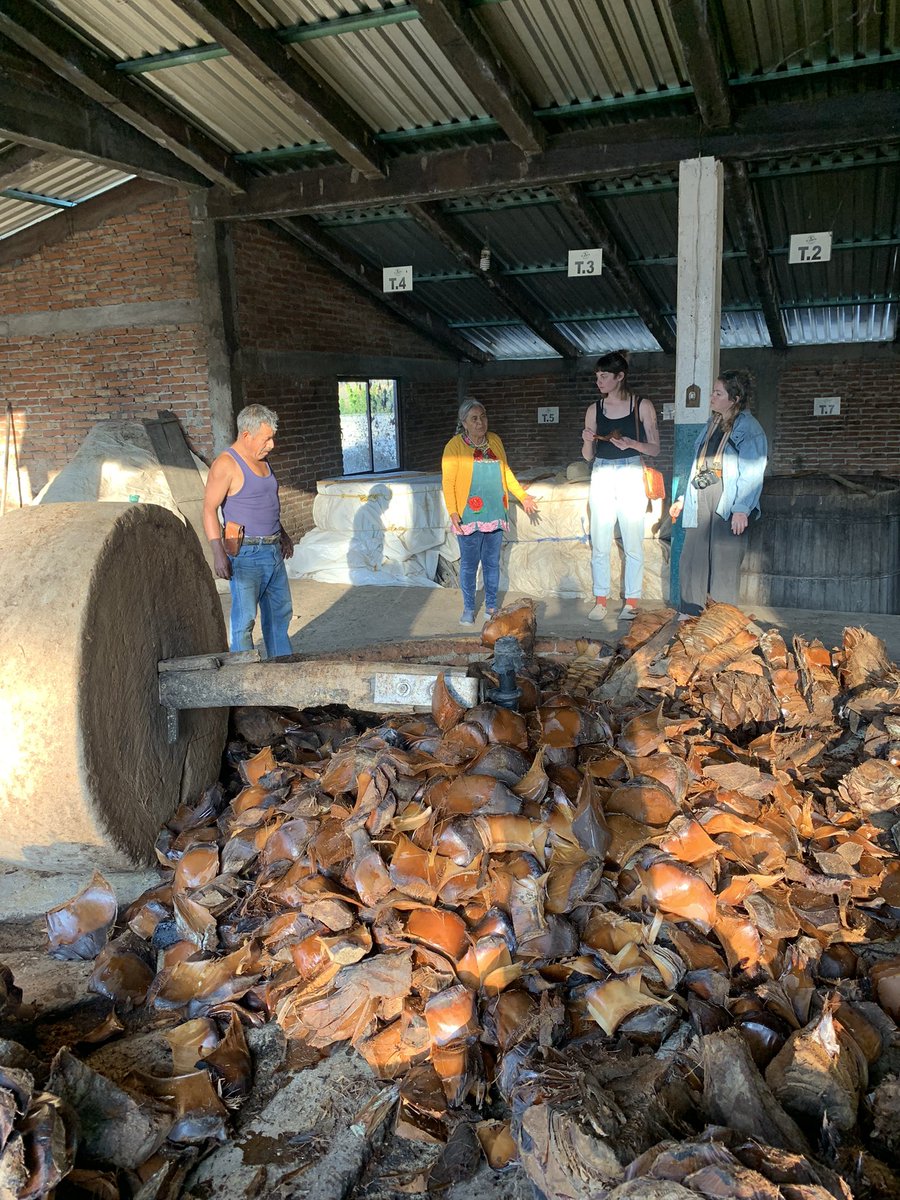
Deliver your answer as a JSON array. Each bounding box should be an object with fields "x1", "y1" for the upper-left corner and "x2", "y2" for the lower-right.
[{"x1": 11, "y1": 600, "x2": 900, "y2": 1198}]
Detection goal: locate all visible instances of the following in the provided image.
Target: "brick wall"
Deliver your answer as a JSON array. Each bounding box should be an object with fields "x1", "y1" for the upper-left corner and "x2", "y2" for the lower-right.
[
  {"x1": 771, "y1": 357, "x2": 900, "y2": 475},
  {"x1": 464, "y1": 365, "x2": 677, "y2": 479},
  {"x1": 230, "y1": 223, "x2": 457, "y2": 534},
  {"x1": 0, "y1": 194, "x2": 214, "y2": 502}
]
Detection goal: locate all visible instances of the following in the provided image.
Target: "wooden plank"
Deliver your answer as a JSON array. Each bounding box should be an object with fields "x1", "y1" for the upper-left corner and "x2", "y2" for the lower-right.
[
  {"x1": 726, "y1": 162, "x2": 787, "y2": 352},
  {"x1": 0, "y1": 46, "x2": 208, "y2": 188},
  {"x1": 667, "y1": 0, "x2": 733, "y2": 129},
  {"x1": 205, "y1": 92, "x2": 900, "y2": 220},
  {"x1": 408, "y1": 201, "x2": 579, "y2": 357},
  {"x1": 0, "y1": 143, "x2": 58, "y2": 189},
  {"x1": 189, "y1": 193, "x2": 241, "y2": 453},
  {"x1": 158, "y1": 657, "x2": 480, "y2": 712},
  {"x1": 414, "y1": 0, "x2": 544, "y2": 153},
  {"x1": 143, "y1": 412, "x2": 217, "y2": 577},
  {"x1": 0, "y1": 0, "x2": 246, "y2": 193},
  {"x1": 169, "y1": 0, "x2": 385, "y2": 178}
]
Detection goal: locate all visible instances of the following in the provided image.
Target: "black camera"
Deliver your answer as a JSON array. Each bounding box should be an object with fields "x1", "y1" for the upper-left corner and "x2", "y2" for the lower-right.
[{"x1": 691, "y1": 468, "x2": 719, "y2": 490}]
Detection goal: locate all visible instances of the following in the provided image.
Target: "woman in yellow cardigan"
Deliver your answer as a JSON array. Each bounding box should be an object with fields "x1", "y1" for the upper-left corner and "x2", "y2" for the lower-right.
[{"x1": 442, "y1": 400, "x2": 538, "y2": 625}]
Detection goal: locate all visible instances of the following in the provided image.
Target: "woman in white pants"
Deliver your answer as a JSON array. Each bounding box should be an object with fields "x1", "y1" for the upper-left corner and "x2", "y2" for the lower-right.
[{"x1": 581, "y1": 351, "x2": 660, "y2": 621}]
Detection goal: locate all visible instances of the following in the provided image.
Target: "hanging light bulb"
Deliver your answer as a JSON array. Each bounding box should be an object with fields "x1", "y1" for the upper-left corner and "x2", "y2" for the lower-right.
[{"x1": 479, "y1": 245, "x2": 491, "y2": 272}]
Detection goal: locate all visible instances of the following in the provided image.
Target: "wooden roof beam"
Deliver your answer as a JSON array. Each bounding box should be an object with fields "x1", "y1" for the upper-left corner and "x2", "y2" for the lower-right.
[
  {"x1": 667, "y1": 0, "x2": 733, "y2": 129},
  {"x1": 553, "y1": 183, "x2": 676, "y2": 354},
  {"x1": 169, "y1": 0, "x2": 385, "y2": 178},
  {"x1": 0, "y1": 46, "x2": 208, "y2": 188},
  {"x1": 206, "y1": 91, "x2": 900, "y2": 219},
  {"x1": 0, "y1": 142, "x2": 58, "y2": 189},
  {"x1": 0, "y1": 0, "x2": 243, "y2": 193},
  {"x1": 413, "y1": 0, "x2": 544, "y2": 154},
  {"x1": 272, "y1": 216, "x2": 490, "y2": 362},
  {"x1": 408, "y1": 201, "x2": 578, "y2": 357},
  {"x1": 726, "y1": 162, "x2": 787, "y2": 352}
]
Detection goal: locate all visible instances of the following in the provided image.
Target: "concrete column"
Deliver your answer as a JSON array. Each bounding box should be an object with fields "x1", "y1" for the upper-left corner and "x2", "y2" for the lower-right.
[{"x1": 670, "y1": 156, "x2": 724, "y2": 602}]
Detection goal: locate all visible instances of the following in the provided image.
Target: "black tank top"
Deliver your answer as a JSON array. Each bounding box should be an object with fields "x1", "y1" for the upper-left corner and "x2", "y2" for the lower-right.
[{"x1": 593, "y1": 395, "x2": 640, "y2": 461}]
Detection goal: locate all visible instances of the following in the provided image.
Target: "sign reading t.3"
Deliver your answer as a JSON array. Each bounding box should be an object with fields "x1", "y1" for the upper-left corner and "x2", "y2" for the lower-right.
[{"x1": 567, "y1": 248, "x2": 603, "y2": 277}]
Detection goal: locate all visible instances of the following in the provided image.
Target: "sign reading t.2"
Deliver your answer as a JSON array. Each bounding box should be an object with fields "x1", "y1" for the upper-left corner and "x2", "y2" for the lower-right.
[{"x1": 788, "y1": 232, "x2": 833, "y2": 265}]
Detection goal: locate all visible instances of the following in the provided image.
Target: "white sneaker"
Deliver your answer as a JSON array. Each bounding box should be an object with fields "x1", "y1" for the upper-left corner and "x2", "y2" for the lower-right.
[
  {"x1": 587, "y1": 602, "x2": 607, "y2": 621},
  {"x1": 618, "y1": 604, "x2": 638, "y2": 621},
  {"x1": 459, "y1": 611, "x2": 476, "y2": 626}
]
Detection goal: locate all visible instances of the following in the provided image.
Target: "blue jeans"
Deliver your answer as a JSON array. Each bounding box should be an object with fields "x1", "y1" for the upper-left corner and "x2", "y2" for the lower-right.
[
  {"x1": 457, "y1": 529, "x2": 503, "y2": 613},
  {"x1": 589, "y1": 459, "x2": 647, "y2": 599},
  {"x1": 228, "y1": 543, "x2": 293, "y2": 657}
]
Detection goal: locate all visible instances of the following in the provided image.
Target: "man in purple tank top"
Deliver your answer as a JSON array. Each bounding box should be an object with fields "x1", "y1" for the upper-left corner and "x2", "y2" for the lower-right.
[{"x1": 203, "y1": 404, "x2": 294, "y2": 657}]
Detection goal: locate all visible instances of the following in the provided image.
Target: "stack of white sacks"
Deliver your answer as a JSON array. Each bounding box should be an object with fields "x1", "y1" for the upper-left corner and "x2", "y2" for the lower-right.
[
  {"x1": 287, "y1": 472, "x2": 452, "y2": 588},
  {"x1": 288, "y1": 469, "x2": 668, "y2": 600}
]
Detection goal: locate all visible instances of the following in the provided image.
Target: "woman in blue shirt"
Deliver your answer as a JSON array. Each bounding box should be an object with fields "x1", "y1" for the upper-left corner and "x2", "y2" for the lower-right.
[{"x1": 670, "y1": 369, "x2": 768, "y2": 616}]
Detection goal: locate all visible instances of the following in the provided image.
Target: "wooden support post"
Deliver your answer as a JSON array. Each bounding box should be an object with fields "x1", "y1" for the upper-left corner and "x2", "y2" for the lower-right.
[
  {"x1": 671, "y1": 156, "x2": 724, "y2": 603},
  {"x1": 189, "y1": 193, "x2": 241, "y2": 452}
]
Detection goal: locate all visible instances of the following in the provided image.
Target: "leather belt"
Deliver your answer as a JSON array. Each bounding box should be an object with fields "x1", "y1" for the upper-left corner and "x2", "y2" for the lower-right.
[{"x1": 241, "y1": 534, "x2": 281, "y2": 545}]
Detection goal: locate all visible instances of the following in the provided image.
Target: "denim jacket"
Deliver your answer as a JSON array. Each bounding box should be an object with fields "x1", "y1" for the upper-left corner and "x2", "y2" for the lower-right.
[{"x1": 678, "y1": 410, "x2": 768, "y2": 529}]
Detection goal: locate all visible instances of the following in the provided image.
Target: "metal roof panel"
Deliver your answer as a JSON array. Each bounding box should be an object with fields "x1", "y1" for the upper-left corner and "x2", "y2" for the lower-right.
[
  {"x1": 475, "y1": 0, "x2": 686, "y2": 108},
  {"x1": 143, "y1": 57, "x2": 320, "y2": 150},
  {"x1": 288, "y1": 21, "x2": 486, "y2": 131}
]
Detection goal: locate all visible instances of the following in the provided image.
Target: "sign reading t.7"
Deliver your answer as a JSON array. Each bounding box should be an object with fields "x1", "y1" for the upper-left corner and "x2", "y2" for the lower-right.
[{"x1": 788, "y1": 232, "x2": 832, "y2": 265}]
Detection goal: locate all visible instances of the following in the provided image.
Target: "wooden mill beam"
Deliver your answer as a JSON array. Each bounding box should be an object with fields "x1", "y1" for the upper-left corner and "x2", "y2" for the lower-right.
[
  {"x1": 553, "y1": 183, "x2": 676, "y2": 355},
  {"x1": 169, "y1": 0, "x2": 385, "y2": 178},
  {"x1": 413, "y1": 0, "x2": 544, "y2": 154},
  {"x1": 272, "y1": 216, "x2": 491, "y2": 362},
  {"x1": 408, "y1": 202, "x2": 579, "y2": 358},
  {"x1": 0, "y1": 0, "x2": 243, "y2": 193},
  {"x1": 205, "y1": 91, "x2": 900, "y2": 219}
]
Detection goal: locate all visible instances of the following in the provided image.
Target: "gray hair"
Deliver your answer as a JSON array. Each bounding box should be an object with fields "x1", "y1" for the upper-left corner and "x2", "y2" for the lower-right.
[
  {"x1": 456, "y1": 398, "x2": 486, "y2": 434},
  {"x1": 237, "y1": 404, "x2": 278, "y2": 435}
]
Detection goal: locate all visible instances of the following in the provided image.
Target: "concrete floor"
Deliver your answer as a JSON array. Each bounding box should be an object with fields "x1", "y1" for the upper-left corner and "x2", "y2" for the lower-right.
[{"x1": 227, "y1": 578, "x2": 900, "y2": 663}]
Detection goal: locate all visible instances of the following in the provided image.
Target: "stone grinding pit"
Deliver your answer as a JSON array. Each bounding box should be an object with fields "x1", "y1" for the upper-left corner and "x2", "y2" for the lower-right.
[{"x1": 0, "y1": 502, "x2": 227, "y2": 871}]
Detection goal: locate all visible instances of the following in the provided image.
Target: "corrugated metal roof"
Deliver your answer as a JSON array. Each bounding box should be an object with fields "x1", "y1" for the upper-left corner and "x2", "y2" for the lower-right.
[
  {"x1": 0, "y1": 160, "x2": 131, "y2": 239},
  {"x1": 144, "y1": 57, "x2": 318, "y2": 151},
  {"x1": 721, "y1": 310, "x2": 771, "y2": 348},
  {"x1": 289, "y1": 23, "x2": 487, "y2": 131},
  {"x1": 461, "y1": 324, "x2": 561, "y2": 359},
  {"x1": 323, "y1": 217, "x2": 464, "y2": 276},
  {"x1": 784, "y1": 304, "x2": 896, "y2": 344},
  {"x1": 475, "y1": 0, "x2": 686, "y2": 108},
  {"x1": 243, "y1": 0, "x2": 409, "y2": 27},
  {"x1": 514, "y1": 269, "x2": 633, "y2": 320},
  {"x1": 556, "y1": 316, "x2": 663, "y2": 354},
  {"x1": 0, "y1": 199, "x2": 58, "y2": 241},
  {"x1": 48, "y1": 0, "x2": 210, "y2": 59},
  {"x1": 719, "y1": 0, "x2": 899, "y2": 77},
  {"x1": 413, "y1": 278, "x2": 523, "y2": 324}
]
